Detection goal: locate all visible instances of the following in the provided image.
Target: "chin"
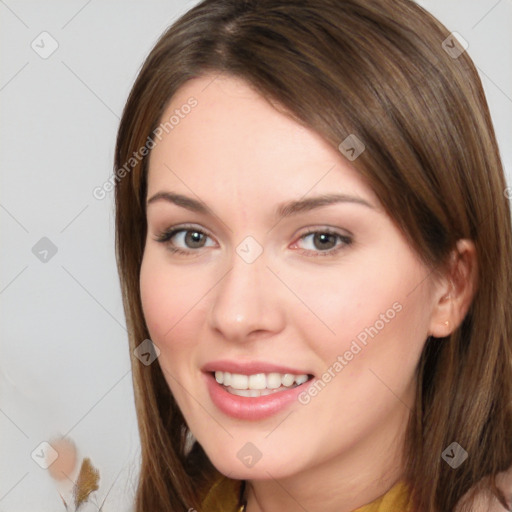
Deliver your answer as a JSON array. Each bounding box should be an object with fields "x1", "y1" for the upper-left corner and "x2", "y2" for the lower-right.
[{"x1": 202, "y1": 443, "x2": 304, "y2": 481}]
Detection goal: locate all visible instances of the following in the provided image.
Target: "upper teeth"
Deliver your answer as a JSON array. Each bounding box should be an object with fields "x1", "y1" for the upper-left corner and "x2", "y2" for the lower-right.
[{"x1": 214, "y1": 371, "x2": 309, "y2": 390}]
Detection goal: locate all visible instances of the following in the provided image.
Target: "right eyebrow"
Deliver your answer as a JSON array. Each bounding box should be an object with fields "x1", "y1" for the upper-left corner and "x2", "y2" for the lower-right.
[
  {"x1": 146, "y1": 191, "x2": 376, "y2": 218},
  {"x1": 146, "y1": 192, "x2": 209, "y2": 214}
]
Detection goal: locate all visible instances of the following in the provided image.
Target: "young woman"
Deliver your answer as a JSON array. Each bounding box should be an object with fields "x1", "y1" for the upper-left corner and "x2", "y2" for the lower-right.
[{"x1": 114, "y1": 0, "x2": 512, "y2": 510}]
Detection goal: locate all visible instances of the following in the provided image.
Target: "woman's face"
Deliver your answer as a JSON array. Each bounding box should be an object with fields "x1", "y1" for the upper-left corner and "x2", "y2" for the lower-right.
[{"x1": 140, "y1": 74, "x2": 443, "y2": 481}]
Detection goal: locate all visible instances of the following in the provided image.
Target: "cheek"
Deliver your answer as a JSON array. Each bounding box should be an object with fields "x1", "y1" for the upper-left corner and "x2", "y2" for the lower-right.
[
  {"x1": 139, "y1": 249, "x2": 222, "y2": 383},
  {"x1": 280, "y1": 261, "x2": 407, "y2": 355},
  {"x1": 139, "y1": 251, "x2": 199, "y2": 349},
  {"x1": 140, "y1": 255, "x2": 172, "y2": 342},
  {"x1": 285, "y1": 253, "x2": 431, "y2": 372},
  {"x1": 139, "y1": 253, "x2": 207, "y2": 411}
]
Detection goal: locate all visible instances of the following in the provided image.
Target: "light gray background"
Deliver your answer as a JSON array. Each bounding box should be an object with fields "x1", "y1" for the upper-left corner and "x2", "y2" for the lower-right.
[{"x1": 0, "y1": 1, "x2": 510, "y2": 510}]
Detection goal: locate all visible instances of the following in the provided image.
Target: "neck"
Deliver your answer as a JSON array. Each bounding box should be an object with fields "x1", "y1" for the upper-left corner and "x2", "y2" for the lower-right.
[{"x1": 244, "y1": 401, "x2": 410, "y2": 512}]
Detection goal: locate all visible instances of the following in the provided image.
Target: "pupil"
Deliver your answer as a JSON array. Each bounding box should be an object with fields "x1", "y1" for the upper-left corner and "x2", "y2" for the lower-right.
[
  {"x1": 187, "y1": 231, "x2": 204, "y2": 247},
  {"x1": 315, "y1": 233, "x2": 335, "y2": 250}
]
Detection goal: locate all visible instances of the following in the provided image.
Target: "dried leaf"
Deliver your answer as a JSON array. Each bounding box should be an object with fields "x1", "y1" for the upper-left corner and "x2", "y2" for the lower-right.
[
  {"x1": 58, "y1": 491, "x2": 69, "y2": 511},
  {"x1": 73, "y1": 457, "x2": 100, "y2": 509}
]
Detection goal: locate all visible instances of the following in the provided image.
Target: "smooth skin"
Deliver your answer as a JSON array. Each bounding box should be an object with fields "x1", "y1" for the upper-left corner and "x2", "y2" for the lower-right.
[{"x1": 139, "y1": 74, "x2": 477, "y2": 512}]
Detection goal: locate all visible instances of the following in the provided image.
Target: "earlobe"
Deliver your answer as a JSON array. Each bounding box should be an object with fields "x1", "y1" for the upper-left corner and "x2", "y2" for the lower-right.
[
  {"x1": 429, "y1": 288, "x2": 454, "y2": 338},
  {"x1": 428, "y1": 239, "x2": 478, "y2": 338}
]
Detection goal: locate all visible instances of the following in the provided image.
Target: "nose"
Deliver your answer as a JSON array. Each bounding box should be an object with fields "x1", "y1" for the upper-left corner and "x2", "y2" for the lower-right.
[{"x1": 207, "y1": 247, "x2": 286, "y2": 343}]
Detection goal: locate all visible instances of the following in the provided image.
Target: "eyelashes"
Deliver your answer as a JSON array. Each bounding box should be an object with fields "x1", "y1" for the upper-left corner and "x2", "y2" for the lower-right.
[
  {"x1": 154, "y1": 226, "x2": 214, "y2": 255},
  {"x1": 153, "y1": 224, "x2": 353, "y2": 257}
]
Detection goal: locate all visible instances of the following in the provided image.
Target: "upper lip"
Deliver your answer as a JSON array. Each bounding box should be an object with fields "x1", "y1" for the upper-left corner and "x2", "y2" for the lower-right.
[{"x1": 202, "y1": 359, "x2": 312, "y2": 376}]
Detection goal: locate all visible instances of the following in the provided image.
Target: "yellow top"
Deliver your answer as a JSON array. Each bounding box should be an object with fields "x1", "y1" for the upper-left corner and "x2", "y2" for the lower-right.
[{"x1": 201, "y1": 476, "x2": 413, "y2": 511}]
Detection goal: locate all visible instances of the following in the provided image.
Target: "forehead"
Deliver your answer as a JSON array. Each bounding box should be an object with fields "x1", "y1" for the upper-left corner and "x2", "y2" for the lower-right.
[{"x1": 146, "y1": 74, "x2": 377, "y2": 207}]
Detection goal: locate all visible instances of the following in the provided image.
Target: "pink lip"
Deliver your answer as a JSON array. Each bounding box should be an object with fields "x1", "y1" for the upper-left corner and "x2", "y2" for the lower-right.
[
  {"x1": 202, "y1": 359, "x2": 311, "y2": 375},
  {"x1": 202, "y1": 362, "x2": 314, "y2": 421}
]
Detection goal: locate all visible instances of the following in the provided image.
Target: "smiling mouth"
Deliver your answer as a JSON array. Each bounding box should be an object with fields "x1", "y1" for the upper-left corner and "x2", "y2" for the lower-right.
[{"x1": 212, "y1": 370, "x2": 314, "y2": 397}]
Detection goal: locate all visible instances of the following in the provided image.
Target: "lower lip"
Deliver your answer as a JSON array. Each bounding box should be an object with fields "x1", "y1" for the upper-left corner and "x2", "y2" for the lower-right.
[{"x1": 204, "y1": 372, "x2": 312, "y2": 421}]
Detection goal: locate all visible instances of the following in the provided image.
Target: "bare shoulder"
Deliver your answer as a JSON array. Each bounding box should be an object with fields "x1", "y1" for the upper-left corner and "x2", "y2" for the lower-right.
[{"x1": 454, "y1": 468, "x2": 512, "y2": 512}]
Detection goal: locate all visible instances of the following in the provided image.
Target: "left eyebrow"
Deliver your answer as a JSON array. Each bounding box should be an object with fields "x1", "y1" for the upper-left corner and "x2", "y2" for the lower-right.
[
  {"x1": 275, "y1": 193, "x2": 375, "y2": 218},
  {"x1": 146, "y1": 191, "x2": 376, "y2": 218}
]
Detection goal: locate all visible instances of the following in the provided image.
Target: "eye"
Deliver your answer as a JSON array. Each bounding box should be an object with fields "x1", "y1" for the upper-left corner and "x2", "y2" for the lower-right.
[
  {"x1": 153, "y1": 225, "x2": 352, "y2": 257},
  {"x1": 293, "y1": 228, "x2": 352, "y2": 256},
  {"x1": 154, "y1": 224, "x2": 215, "y2": 255}
]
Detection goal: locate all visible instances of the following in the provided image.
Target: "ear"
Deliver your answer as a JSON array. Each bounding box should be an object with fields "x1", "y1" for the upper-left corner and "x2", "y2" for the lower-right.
[{"x1": 428, "y1": 239, "x2": 478, "y2": 338}]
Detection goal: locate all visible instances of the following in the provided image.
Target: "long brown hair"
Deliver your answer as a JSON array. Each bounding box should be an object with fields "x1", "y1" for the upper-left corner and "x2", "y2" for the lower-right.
[{"x1": 114, "y1": 1, "x2": 512, "y2": 510}]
